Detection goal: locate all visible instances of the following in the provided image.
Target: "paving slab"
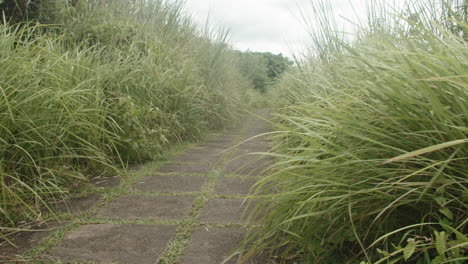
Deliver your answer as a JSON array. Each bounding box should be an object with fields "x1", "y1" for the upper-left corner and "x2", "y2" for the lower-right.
[
  {"x1": 133, "y1": 175, "x2": 206, "y2": 193},
  {"x1": 99, "y1": 195, "x2": 193, "y2": 220},
  {"x1": 222, "y1": 155, "x2": 274, "y2": 176},
  {"x1": 179, "y1": 146, "x2": 226, "y2": 156},
  {"x1": 197, "y1": 142, "x2": 235, "y2": 150},
  {"x1": 48, "y1": 224, "x2": 176, "y2": 264},
  {"x1": 175, "y1": 150, "x2": 224, "y2": 160},
  {"x1": 246, "y1": 124, "x2": 270, "y2": 134},
  {"x1": 200, "y1": 198, "x2": 249, "y2": 224},
  {"x1": 222, "y1": 132, "x2": 242, "y2": 138},
  {"x1": 215, "y1": 177, "x2": 258, "y2": 196},
  {"x1": 91, "y1": 175, "x2": 121, "y2": 188},
  {"x1": 179, "y1": 226, "x2": 245, "y2": 264},
  {"x1": 202, "y1": 134, "x2": 238, "y2": 143},
  {"x1": 239, "y1": 157, "x2": 275, "y2": 176},
  {"x1": 208, "y1": 139, "x2": 238, "y2": 147},
  {"x1": 49, "y1": 194, "x2": 101, "y2": 215},
  {"x1": 252, "y1": 108, "x2": 272, "y2": 119},
  {"x1": 238, "y1": 130, "x2": 271, "y2": 141},
  {"x1": 235, "y1": 141, "x2": 271, "y2": 152},
  {"x1": 170, "y1": 146, "x2": 226, "y2": 164},
  {"x1": 225, "y1": 127, "x2": 243, "y2": 132},
  {"x1": 204, "y1": 137, "x2": 237, "y2": 145},
  {"x1": 157, "y1": 162, "x2": 213, "y2": 174},
  {"x1": 0, "y1": 221, "x2": 64, "y2": 261}
]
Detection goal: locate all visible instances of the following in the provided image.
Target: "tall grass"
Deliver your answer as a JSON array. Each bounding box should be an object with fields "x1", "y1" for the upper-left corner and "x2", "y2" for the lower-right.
[
  {"x1": 241, "y1": 0, "x2": 467, "y2": 263},
  {"x1": 1, "y1": 0, "x2": 253, "y2": 231}
]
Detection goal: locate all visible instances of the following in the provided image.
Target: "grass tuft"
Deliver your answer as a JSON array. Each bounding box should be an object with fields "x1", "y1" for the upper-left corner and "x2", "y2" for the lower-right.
[
  {"x1": 0, "y1": 0, "x2": 259, "y2": 236},
  {"x1": 241, "y1": 0, "x2": 468, "y2": 263}
]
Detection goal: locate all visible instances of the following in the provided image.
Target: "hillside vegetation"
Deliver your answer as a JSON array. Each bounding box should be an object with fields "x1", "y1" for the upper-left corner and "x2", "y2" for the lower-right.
[
  {"x1": 1, "y1": 0, "x2": 466, "y2": 263},
  {"x1": 242, "y1": 0, "x2": 467, "y2": 263},
  {"x1": 235, "y1": 51, "x2": 292, "y2": 93},
  {"x1": 0, "y1": 0, "x2": 275, "y2": 231}
]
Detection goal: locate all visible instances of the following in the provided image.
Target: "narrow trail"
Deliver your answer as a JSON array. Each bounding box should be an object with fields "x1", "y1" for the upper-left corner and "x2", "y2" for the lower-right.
[{"x1": 2, "y1": 108, "x2": 274, "y2": 264}]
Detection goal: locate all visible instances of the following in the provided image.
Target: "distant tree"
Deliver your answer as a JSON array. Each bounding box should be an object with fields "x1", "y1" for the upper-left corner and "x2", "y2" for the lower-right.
[
  {"x1": 261, "y1": 52, "x2": 293, "y2": 79},
  {"x1": 236, "y1": 51, "x2": 269, "y2": 92},
  {"x1": 236, "y1": 51, "x2": 292, "y2": 93}
]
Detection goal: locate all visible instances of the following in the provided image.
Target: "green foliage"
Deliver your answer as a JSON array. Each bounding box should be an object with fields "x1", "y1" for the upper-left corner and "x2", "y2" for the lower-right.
[
  {"x1": 262, "y1": 52, "x2": 292, "y2": 79},
  {"x1": 0, "y1": 0, "x2": 255, "y2": 231},
  {"x1": 0, "y1": 0, "x2": 69, "y2": 24},
  {"x1": 236, "y1": 51, "x2": 291, "y2": 93},
  {"x1": 240, "y1": 1, "x2": 468, "y2": 263}
]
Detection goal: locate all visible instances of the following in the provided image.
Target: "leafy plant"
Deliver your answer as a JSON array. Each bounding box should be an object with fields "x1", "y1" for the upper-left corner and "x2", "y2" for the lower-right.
[
  {"x1": 240, "y1": 0, "x2": 468, "y2": 263},
  {"x1": 0, "y1": 0, "x2": 259, "y2": 234}
]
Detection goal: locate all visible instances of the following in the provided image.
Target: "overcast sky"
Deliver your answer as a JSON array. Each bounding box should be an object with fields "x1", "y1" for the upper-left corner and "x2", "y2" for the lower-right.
[
  {"x1": 183, "y1": 0, "x2": 374, "y2": 58},
  {"x1": 183, "y1": 0, "x2": 414, "y2": 58},
  {"x1": 184, "y1": 0, "x2": 307, "y2": 57}
]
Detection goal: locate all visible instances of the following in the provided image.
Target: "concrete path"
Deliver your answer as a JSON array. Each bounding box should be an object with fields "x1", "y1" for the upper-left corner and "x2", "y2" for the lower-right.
[{"x1": 1, "y1": 109, "x2": 273, "y2": 264}]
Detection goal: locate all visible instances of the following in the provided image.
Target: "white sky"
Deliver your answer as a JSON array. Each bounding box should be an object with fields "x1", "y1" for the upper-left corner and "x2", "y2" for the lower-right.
[
  {"x1": 183, "y1": 0, "x2": 374, "y2": 58},
  {"x1": 183, "y1": 0, "x2": 414, "y2": 58},
  {"x1": 184, "y1": 0, "x2": 308, "y2": 57}
]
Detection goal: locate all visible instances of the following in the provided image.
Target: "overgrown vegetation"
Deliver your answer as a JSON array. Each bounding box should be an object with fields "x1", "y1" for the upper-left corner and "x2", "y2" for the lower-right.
[
  {"x1": 4, "y1": 0, "x2": 465, "y2": 262},
  {"x1": 242, "y1": 0, "x2": 467, "y2": 263},
  {"x1": 0, "y1": 0, "x2": 271, "y2": 232},
  {"x1": 0, "y1": 0, "x2": 66, "y2": 24},
  {"x1": 236, "y1": 51, "x2": 292, "y2": 93}
]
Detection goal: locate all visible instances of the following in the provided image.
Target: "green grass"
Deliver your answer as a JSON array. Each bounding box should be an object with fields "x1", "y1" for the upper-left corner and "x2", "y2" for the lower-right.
[
  {"x1": 0, "y1": 0, "x2": 260, "y2": 239},
  {"x1": 157, "y1": 169, "x2": 220, "y2": 264},
  {"x1": 2, "y1": 108, "x2": 259, "y2": 263},
  {"x1": 240, "y1": 0, "x2": 468, "y2": 263},
  {"x1": 14, "y1": 145, "x2": 192, "y2": 261}
]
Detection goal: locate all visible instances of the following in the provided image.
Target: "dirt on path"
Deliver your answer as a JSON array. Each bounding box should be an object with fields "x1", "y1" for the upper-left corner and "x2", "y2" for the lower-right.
[{"x1": 0, "y1": 109, "x2": 274, "y2": 264}]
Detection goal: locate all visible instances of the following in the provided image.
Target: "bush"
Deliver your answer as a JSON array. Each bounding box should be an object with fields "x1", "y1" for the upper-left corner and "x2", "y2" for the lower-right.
[
  {"x1": 241, "y1": 1, "x2": 467, "y2": 263},
  {"x1": 0, "y1": 0, "x2": 253, "y2": 230}
]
